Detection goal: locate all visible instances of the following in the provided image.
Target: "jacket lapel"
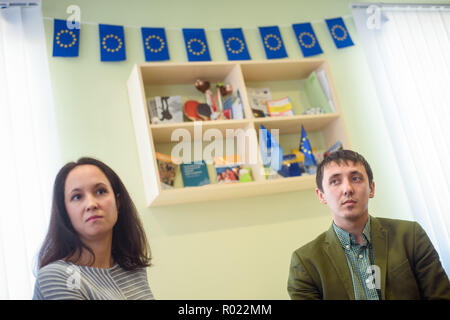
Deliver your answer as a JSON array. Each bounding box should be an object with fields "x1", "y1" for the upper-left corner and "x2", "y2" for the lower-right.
[
  {"x1": 323, "y1": 225, "x2": 355, "y2": 300},
  {"x1": 370, "y1": 216, "x2": 388, "y2": 300}
]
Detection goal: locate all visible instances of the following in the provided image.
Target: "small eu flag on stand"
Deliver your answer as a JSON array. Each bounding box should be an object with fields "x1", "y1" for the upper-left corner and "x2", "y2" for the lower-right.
[
  {"x1": 258, "y1": 26, "x2": 287, "y2": 59},
  {"x1": 182, "y1": 28, "x2": 211, "y2": 62},
  {"x1": 260, "y1": 125, "x2": 283, "y2": 171},
  {"x1": 292, "y1": 23, "x2": 323, "y2": 57},
  {"x1": 299, "y1": 125, "x2": 317, "y2": 167},
  {"x1": 141, "y1": 27, "x2": 170, "y2": 61},
  {"x1": 99, "y1": 24, "x2": 126, "y2": 62},
  {"x1": 220, "y1": 28, "x2": 251, "y2": 61},
  {"x1": 325, "y1": 17, "x2": 354, "y2": 49},
  {"x1": 53, "y1": 19, "x2": 80, "y2": 57}
]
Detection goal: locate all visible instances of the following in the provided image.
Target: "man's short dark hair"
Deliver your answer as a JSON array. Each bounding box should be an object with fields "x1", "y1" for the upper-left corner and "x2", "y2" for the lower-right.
[{"x1": 316, "y1": 149, "x2": 373, "y2": 192}]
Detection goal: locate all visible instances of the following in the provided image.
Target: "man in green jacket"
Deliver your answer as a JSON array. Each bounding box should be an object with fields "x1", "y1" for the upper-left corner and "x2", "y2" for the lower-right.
[{"x1": 287, "y1": 149, "x2": 450, "y2": 300}]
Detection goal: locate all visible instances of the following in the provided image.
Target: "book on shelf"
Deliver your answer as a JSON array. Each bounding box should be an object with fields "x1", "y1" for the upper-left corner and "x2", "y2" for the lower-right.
[
  {"x1": 214, "y1": 155, "x2": 253, "y2": 183},
  {"x1": 222, "y1": 89, "x2": 245, "y2": 120},
  {"x1": 246, "y1": 87, "x2": 271, "y2": 118},
  {"x1": 155, "y1": 152, "x2": 180, "y2": 190},
  {"x1": 148, "y1": 96, "x2": 183, "y2": 124},
  {"x1": 266, "y1": 96, "x2": 294, "y2": 117},
  {"x1": 304, "y1": 71, "x2": 334, "y2": 114},
  {"x1": 180, "y1": 160, "x2": 210, "y2": 187},
  {"x1": 316, "y1": 69, "x2": 336, "y2": 113}
]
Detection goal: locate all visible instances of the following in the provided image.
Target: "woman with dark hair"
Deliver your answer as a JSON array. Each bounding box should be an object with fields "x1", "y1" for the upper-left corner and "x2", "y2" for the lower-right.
[{"x1": 33, "y1": 157, "x2": 154, "y2": 300}]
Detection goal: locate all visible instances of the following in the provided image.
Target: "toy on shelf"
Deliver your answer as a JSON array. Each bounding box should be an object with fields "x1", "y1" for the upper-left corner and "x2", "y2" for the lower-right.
[{"x1": 192, "y1": 79, "x2": 233, "y2": 120}]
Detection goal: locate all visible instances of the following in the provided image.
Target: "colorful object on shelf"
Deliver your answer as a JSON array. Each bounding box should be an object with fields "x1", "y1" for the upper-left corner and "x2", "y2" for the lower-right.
[
  {"x1": 258, "y1": 26, "x2": 288, "y2": 59},
  {"x1": 325, "y1": 17, "x2": 354, "y2": 49},
  {"x1": 53, "y1": 19, "x2": 80, "y2": 57},
  {"x1": 299, "y1": 125, "x2": 317, "y2": 167},
  {"x1": 155, "y1": 152, "x2": 180, "y2": 190},
  {"x1": 141, "y1": 27, "x2": 170, "y2": 61},
  {"x1": 260, "y1": 125, "x2": 283, "y2": 172},
  {"x1": 196, "y1": 103, "x2": 212, "y2": 120},
  {"x1": 323, "y1": 141, "x2": 343, "y2": 158},
  {"x1": 147, "y1": 96, "x2": 183, "y2": 124},
  {"x1": 266, "y1": 96, "x2": 294, "y2": 117},
  {"x1": 180, "y1": 160, "x2": 210, "y2": 187},
  {"x1": 292, "y1": 22, "x2": 323, "y2": 57},
  {"x1": 99, "y1": 24, "x2": 126, "y2": 61},
  {"x1": 278, "y1": 153, "x2": 303, "y2": 178},
  {"x1": 183, "y1": 100, "x2": 201, "y2": 121},
  {"x1": 195, "y1": 79, "x2": 233, "y2": 120}
]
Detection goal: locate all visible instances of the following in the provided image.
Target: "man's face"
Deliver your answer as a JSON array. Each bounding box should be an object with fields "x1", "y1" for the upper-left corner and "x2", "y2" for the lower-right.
[{"x1": 316, "y1": 161, "x2": 375, "y2": 224}]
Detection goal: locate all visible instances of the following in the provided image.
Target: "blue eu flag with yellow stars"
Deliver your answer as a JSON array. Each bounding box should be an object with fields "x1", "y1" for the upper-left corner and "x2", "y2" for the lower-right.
[
  {"x1": 260, "y1": 125, "x2": 283, "y2": 171},
  {"x1": 99, "y1": 24, "x2": 126, "y2": 62},
  {"x1": 182, "y1": 29, "x2": 211, "y2": 62},
  {"x1": 299, "y1": 125, "x2": 317, "y2": 167},
  {"x1": 53, "y1": 19, "x2": 80, "y2": 57},
  {"x1": 292, "y1": 23, "x2": 323, "y2": 57},
  {"x1": 141, "y1": 27, "x2": 170, "y2": 61},
  {"x1": 258, "y1": 26, "x2": 287, "y2": 59},
  {"x1": 325, "y1": 17, "x2": 354, "y2": 49},
  {"x1": 220, "y1": 28, "x2": 251, "y2": 61}
]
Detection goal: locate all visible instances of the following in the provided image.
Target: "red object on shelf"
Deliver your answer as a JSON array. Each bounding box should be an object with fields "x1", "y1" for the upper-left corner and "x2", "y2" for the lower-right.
[{"x1": 184, "y1": 100, "x2": 201, "y2": 121}]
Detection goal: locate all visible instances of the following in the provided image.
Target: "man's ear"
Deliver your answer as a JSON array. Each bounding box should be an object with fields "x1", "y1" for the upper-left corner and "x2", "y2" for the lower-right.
[
  {"x1": 315, "y1": 188, "x2": 327, "y2": 204},
  {"x1": 369, "y1": 181, "x2": 375, "y2": 198}
]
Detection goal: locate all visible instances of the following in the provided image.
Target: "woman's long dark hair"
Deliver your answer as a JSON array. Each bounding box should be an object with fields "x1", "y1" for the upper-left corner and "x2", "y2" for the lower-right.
[{"x1": 37, "y1": 157, "x2": 151, "y2": 271}]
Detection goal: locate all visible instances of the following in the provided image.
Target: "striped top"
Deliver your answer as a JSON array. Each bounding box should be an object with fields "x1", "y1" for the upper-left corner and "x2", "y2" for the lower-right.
[
  {"x1": 32, "y1": 260, "x2": 154, "y2": 300},
  {"x1": 333, "y1": 217, "x2": 380, "y2": 300}
]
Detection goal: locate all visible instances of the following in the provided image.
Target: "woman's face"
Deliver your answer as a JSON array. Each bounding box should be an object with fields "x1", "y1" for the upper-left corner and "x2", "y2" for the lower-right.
[{"x1": 64, "y1": 164, "x2": 118, "y2": 243}]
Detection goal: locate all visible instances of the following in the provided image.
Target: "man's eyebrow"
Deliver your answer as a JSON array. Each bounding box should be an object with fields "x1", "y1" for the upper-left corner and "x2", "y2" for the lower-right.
[{"x1": 328, "y1": 173, "x2": 342, "y2": 180}]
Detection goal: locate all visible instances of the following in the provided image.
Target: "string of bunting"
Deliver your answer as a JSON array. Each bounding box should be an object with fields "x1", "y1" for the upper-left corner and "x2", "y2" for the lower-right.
[{"x1": 52, "y1": 17, "x2": 354, "y2": 61}]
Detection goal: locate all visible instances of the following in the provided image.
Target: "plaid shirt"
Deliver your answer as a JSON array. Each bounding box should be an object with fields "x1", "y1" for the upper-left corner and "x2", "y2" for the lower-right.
[{"x1": 333, "y1": 217, "x2": 380, "y2": 300}]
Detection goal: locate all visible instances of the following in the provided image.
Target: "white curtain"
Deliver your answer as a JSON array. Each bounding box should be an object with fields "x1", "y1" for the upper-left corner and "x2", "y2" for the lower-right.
[
  {"x1": 352, "y1": 4, "x2": 450, "y2": 274},
  {"x1": 0, "y1": 5, "x2": 60, "y2": 299}
]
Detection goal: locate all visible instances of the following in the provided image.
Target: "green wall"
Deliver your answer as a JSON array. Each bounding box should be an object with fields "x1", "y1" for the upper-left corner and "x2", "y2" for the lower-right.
[{"x1": 41, "y1": 0, "x2": 420, "y2": 299}]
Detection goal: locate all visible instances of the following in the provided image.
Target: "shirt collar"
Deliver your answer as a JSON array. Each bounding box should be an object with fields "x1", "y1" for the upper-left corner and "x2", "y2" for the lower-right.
[{"x1": 333, "y1": 216, "x2": 372, "y2": 249}]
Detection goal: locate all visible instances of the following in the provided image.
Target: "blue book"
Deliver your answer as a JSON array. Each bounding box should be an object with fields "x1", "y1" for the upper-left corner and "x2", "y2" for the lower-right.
[{"x1": 180, "y1": 161, "x2": 210, "y2": 187}]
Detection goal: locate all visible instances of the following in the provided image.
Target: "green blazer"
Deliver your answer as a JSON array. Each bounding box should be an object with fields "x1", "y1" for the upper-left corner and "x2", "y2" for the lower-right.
[{"x1": 287, "y1": 216, "x2": 450, "y2": 300}]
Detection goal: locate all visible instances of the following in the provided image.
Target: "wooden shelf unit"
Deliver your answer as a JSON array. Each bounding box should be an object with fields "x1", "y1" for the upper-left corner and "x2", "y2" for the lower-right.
[{"x1": 127, "y1": 59, "x2": 350, "y2": 207}]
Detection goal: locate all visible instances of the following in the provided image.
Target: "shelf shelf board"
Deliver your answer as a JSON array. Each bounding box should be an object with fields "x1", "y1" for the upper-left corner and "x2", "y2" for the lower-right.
[
  {"x1": 149, "y1": 174, "x2": 316, "y2": 207},
  {"x1": 150, "y1": 119, "x2": 251, "y2": 144},
  {"x1": 254, "y1": 113, "x2": 339, "y2": 133}
]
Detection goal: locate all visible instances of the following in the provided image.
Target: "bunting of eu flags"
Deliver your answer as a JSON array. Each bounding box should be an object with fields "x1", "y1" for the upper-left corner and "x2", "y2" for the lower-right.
[
  {"x1": 258, "y1": 26, "x2": 288, "y2": 59},
  {"x1": 220, "y1": 28, "x2": 251, "y2": 61},
  {"x1": 53, "y1": 19, "x2": 80, "y2": 57},
  {"x1": 52, "y1": 15, "x2": 355, "y2": 62},
  {"x1": 141, "y1": 27, "x2": 170, "y2": 61},
  {"x1": 292, "y1": 23, "x2": 323, "y2": 57},
  {"x1": 299, "y1": 125, "x2": 317, "y2": 167},
  {"x1": 182, "y1": 28, "x2": 211, "y2": 62},
  {"x1": 325, "y1": 17, "x2": 354, "y2": 49},
  {"x1": 99, "y1": 24, "x2": 126, "y2": 62}
]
